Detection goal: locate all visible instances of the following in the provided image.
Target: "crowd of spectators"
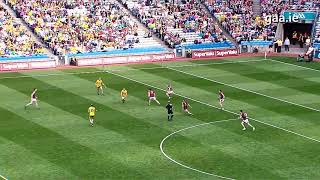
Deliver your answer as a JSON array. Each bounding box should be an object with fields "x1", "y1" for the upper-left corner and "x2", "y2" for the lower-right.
[
  {"x1": 7, "y1": 0, "x2": 143, "y2": 55},
  {"x1": 3, "y1": 0, "x2": 320, "y2": 57},
  {"x1": 206, "y1": 0, "x2": 276, "y2": 42},
  {"x1": 0, "y1": 6, "x2": 45, "y2": 57},
  {"x1": 122, "y1": 0, "x2": 227, "y2": 48},
  {"x1": 206, "y1": 0, "x2": 320, "y2": 43},
  {"x1": 288, "y1": 0, "x2": 320, "y2": 11}
]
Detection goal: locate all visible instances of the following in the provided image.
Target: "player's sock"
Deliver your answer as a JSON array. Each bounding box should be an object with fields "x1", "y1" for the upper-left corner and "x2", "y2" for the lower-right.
[
  {"x1": 248, "y1": 123, "x2": 255, "y2": 131},
  {"x1": 25, "y1": 102, "x2": 32, "y2": 109},
  {"x1": 171, "y1": 115, "x2": 174, "y2": 120},
  {"x1": 168, "y1": 115, "x2": 170, "y2": 120},
  {"x1": 241, "y1": 122, "x2": 246, "y2": 130}
]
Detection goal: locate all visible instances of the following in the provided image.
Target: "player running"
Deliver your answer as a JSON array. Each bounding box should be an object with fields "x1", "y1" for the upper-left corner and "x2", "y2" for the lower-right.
[
  {"x1": 166, "y1": 101, "x2": 174, "y2": 121},
  {"x1": 88, "y1": 104, "x2": 96, "y2": 127},
  {"x1": 182, "y1": 99, "x2": 192, "y2": 115},
  {"x1": 25, "y1": 88, "x2": 39, "y2": 110},
  {"x1": 95, "y1": 77, "x2": 106, "y2": 95},
  {"x1": 120, "y1": 88, "x2": 128, "y2": 103},
  {"x1": 166, "y1": 84, "x2": 174, "y2": 99},
  {"x1": 218, "y1": 90, "x2": 225, "y2": 109},
  {"x1": 148, "y1": 89, "x2": 160, "y2": 105},
  {"x1": 239, "y1": 110, "x2": 255, "y2": 131}
]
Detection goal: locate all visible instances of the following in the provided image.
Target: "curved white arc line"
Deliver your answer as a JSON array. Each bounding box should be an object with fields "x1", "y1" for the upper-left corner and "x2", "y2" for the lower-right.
[
  {"x1": 160, "y1": 119, "x2": 237, "y2": 180},
  {"x1": 107, "y1": 70, "x2": 320, "y2": 144},
  {"x1": 0, "y1": 175, "x2": 8, "y2": 180}
]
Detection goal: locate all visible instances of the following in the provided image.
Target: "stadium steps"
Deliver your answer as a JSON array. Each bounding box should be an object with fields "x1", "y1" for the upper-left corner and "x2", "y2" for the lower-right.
[
  {"x1": 167, "y1": 27, "x2": 202, "y2": 44},
  {"x1": 115, "y1": 0, "x2": 171, "y2": 51},
  {"x1": 1, "y1": 0, "x2": 57, "y2": 61},
  {"x1": 252, "y1": 0, "x2": 261, "y2": 16},
  {"x1": 200, "y1": 1, "x2": 239, "y2": 48}
]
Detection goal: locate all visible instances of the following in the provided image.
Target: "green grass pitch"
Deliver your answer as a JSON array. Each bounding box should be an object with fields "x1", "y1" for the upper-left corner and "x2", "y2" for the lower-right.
[{"x1": 0, "y1": 56, "x2": 320, "y2": 179}]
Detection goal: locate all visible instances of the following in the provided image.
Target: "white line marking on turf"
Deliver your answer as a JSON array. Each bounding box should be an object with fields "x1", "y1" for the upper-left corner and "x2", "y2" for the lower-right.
[
  {"x1": 106, "y1": 70, "x2": 320, "y2": 144},
  {"x1": 160, "y1": 119, "x2": 237, "y2": 179},
  {"x1": 167, "y1": 67, "x2": 320, "y2": 113},
  {"x1": 268, "y1": 59, "x2": 320, "y2": 73},
  {"x1": 0, "y1": 59, "x2": 266, "y2": 80},
  {"x1": 0, "y1": 175, "x2": 8, "y2": 180}
]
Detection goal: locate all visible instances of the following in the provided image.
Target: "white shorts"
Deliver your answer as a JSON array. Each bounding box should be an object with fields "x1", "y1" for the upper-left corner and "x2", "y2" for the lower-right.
[
  {"x1": 167, "y1": 91, "x2": 173, "y2": 95},
  {"x1": 89, "y1": 119, "x2": 94, "y2": 124},
  {"x1": 149, "y1": 97, "x2": 156, "y2": 101},
  {"x1": 31, "y1": 98, "x2": 37, "y2": 103},
  {"x1": 220, "y1": 98, "x2": 224, "y2": 103},
  {"x1": 242, "y1": 119, "x2": 249, "y2": 124},
  {"x1": 122, "y1": 96, "x2": 126, "y2": 100}
]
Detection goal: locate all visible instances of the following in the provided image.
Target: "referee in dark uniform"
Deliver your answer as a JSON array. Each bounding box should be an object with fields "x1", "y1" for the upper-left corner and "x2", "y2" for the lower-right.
[{"x1": 166, "y1": 101, "x2": 174, "y2": 121}]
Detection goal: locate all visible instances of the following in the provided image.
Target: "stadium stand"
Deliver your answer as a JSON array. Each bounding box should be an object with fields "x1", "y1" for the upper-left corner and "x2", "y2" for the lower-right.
[
  {"x1": 206, "y1": 0, "x2": 320, "y2": 43},
  {"x1": 7, "y1": 0, "x2": 166, "y2": 56},
  {"x1": 121, "y1": 0, "x2": 234, "y2": 49},
  {"x1": 0, "y1": 5, "x2": 47, "y2": 59},
  {"x1": 205, "y1": 0, "x2": 276, "y2": 42}
]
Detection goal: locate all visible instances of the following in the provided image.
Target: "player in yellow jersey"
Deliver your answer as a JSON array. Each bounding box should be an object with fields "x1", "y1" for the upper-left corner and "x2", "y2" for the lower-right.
[
  {"x1": 88, "y1": 104, "x2": 96, "y2": 127},
  {"x1": 120, "y1": 88, "x2": 128, "y2": 103},
  {"x1": 95, "y1": 77, "x2": 106, "y2": 95}
]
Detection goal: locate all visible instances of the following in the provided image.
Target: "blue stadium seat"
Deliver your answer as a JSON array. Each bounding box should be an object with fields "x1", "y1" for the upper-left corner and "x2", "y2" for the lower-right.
[
  {"x1": 175, "y1": 42, "x2": 234, "y2": 50},
  {"x1": 241, "y1": 41, "x2": 273, "y2": 46},
  {"x1": 69, "y1": 46, "x2": 167, "y2": 57},
  {"x1": 0, "y1": 55, "x2": 49, "y2": 61},
  {"x1": 313, "y1": 43, "x2": 320, "y2": 49}
]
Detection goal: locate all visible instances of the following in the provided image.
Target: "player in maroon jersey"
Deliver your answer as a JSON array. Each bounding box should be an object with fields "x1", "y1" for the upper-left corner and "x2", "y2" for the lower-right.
[
  {"x1": 182, "y1": 99, "x2": 193, "y2": 115},
  {"x1": 25, "y1": 88, "x2": 39, "y2": 110},
  {"x1": 239, "y1": 110, "x2": 255, "y2": 131},
  {"x1": 166, "y1": 84, "x2": 174, "y2": 99},
  {"x1": 218, "y1": 90, "x2": 225, "y2": 109},
  {"x1": 148, "y1": 89, "x2": 160, "y2": 105}
]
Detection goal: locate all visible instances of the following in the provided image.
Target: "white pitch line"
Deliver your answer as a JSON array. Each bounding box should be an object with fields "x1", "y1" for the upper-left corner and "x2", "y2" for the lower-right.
[
  {"x1": 167, "y1": 67, "x2": 320, "y2": 113},
  {"x1": 160, "y1": 119, "x2": 237, "y2": 179},
  {"x1": 0, "y1": 175, "x2": 8, "y2": 180},
  {"x1": 268, "y1": 58, "x2": 320, "y2": 73},
  {"x1": 106, "y1": 70, "x2": 320, "y2": 144},
  {"x1": 0, "y1": 59, "x2": 266, "y2": 80}
]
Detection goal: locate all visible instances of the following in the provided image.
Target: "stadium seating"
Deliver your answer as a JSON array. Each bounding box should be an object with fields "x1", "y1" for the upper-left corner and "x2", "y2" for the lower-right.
[
  {"x1": 176, "y1": 41, "x2": 234, "y2": 50},
  {"x1": 0, "y1": 6, "x2": 46, "y2": 59},
  {"x1": 7, "y1": 0, "x2": 166, "y2": 56},
  {"x1": 313, "y1": 43, "x2": 320, "y2": 49},
  {"x1": 206, "y1": 0, "x2": 275, "y2": 42},
  {"x1": 69, "y1": 46, "x2": 167, "y2": 57},
  {"x1": 240, "y1": 40, "x2": 273, "y2": 46},
  {"x1": 205, "y1": 0, "x2": 320, "y2": 43},
  {"x1": 121, "y1": 0, "x2": 232, "y2": 49}
]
